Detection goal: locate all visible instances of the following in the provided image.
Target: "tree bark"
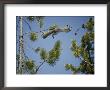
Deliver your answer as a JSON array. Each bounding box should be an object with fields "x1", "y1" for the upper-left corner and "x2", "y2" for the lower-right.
[{"x1": 18, "y1": 16, "x2": 24, "y2": 74}]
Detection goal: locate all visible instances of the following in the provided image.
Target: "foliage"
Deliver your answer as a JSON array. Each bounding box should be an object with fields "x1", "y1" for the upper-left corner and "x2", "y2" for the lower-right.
[
  {"x1": 65, "y1": 64, "x2": 80, "y2": 74},
  {"x1": 27, "y1": 16, "x2": 35, "y2": 22},
  {"x1": 38, "y1": 40, "x2": 61, "y2": 66},
  {"x1": 65, "y1": 18, "x2": 94, "y2": 74},
  {"x1": 71, "y1": 40, "x2": 81, "y2": 57},
  {"x1": 27, "y1": 16, "x2": 44, "y2": 28},
  {"x1": 47, "y1": 40, "x2": 61, "y2": 65},
  {"x1": 82, "y1": 18, "x2": 94, "y2": 31},
  {"x1": 25, "y1": 60, "x2": 36, "y2": 70},
  {"x1": 30, "y1": 32, "x2": 38, "y2": 41},
  {"x1": 65, "y1": 64, "x2": 73, "y2": 70},
  {"x1": 40, "y1": 48, "x2": 48, "y2": 60},
  {"x1": 54, "y1": 40, "x2": 61, "y2": 50}
]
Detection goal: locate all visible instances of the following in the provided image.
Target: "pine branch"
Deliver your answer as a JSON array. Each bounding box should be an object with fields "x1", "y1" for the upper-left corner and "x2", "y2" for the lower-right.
[
  {"x1": 79, "y1": 56, "x2": 93, "y2": 67},
  {"x1": 36, "y1": 61, "x2": 45, "y2": 73}
]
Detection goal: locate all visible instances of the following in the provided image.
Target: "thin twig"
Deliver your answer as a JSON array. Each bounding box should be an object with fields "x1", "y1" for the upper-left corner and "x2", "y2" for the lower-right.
[
  {"x1": 36, "y1": 61, "x2": 45, "y2": 72},
  {"x1": 23, "y1": 18, "x2": 32, "y2": 31}
]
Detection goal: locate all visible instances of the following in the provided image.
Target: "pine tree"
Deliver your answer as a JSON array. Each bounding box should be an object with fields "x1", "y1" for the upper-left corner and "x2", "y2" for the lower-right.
[{"x1": 65, "y1": 18, "x2": 94, "y2": 74}]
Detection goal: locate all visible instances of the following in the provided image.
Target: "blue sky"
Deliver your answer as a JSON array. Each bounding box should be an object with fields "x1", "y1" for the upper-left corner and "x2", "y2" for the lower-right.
[{"x1": 16, "y1": 16, "x2": 94, "y2": 74}]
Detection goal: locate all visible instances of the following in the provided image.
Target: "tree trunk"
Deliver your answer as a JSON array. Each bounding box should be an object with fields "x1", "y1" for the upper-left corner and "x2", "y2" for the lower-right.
[{"x1": 18, "y1": 16, "x2": 24, "y2": 74}]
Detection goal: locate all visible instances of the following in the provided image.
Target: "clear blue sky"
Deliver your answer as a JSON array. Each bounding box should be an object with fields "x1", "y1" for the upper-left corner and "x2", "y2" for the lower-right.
[{"x1": 16, "y1": 16, "x2": 94, "y2": 74}]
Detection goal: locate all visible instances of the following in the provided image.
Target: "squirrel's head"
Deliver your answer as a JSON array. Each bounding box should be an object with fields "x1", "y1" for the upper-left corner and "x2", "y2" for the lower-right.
[{"x1": 64, "y1": 25, "x2": 72, "y2": 32}]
